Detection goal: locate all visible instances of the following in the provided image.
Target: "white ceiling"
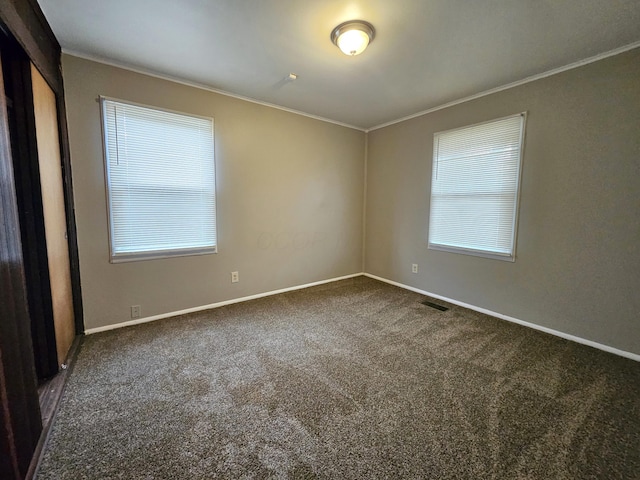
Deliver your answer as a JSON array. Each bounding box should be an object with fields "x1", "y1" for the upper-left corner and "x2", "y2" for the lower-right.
[{"x1": 38, "y1": 0, "x2": 640, "y2": 130}]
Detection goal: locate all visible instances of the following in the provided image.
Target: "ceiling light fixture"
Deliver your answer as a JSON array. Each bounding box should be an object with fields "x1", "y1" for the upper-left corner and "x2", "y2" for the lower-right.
[{"x1": 331, "y1": 20, "x2": 375, "y2": 56}]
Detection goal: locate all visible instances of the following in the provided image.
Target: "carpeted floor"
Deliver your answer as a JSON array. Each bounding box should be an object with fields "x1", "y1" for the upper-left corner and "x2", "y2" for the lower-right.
[{"x1": 36, "y1": 277, "x2": 640, "y2": 479}]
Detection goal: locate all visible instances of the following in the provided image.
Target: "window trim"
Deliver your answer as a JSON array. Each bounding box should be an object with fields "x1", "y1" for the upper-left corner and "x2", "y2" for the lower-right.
[
  {"x1": 428, "y1": 112, "x2": 527, "y2": 262},
  {"x1": 99, "y1": 96, "x2": 217, "y2": 263}
]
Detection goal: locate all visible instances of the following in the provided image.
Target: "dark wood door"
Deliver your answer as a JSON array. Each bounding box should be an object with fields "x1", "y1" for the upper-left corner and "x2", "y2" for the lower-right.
[
  {"x1": 0, "y1": 45, "x2": 42, "y2": 480},
  {"x1": 1, "y1": 37, "x2": 59, "y2": 381}
]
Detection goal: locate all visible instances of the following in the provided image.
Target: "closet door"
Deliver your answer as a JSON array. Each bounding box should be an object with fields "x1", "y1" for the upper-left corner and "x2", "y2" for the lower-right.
[
  {"x1": 0, "y1": 48, "x2": 42, "y2": 480},
  {"x1": 31, "y1": 63, "x2": 74, "y2": 365}
]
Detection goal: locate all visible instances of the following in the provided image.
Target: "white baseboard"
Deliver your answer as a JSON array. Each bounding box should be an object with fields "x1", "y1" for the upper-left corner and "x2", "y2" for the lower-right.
[
  {"x1": 85, "y1": 273, "x2": 364, "y2": 335},
  {"x1": 364, "y1": 273, "x2": 640, "y2": 362},
  {"x1": 85, "y1": 271, "x2": 639, "y2": 362}
]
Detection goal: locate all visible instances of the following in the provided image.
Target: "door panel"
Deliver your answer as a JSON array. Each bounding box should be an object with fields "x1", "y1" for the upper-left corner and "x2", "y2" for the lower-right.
[
  {"x1": 0, "y1": 47, "x2": 42, "y2": 480},
  {"x1": 30, "y1": 63, "x2": 74, "y2": 365}
]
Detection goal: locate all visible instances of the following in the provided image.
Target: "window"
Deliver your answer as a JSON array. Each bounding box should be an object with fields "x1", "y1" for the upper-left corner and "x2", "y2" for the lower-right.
[
  {"x1": 100, "y1": 97, "x2": 216, "y2": 262},
  {"x1": 428, "y1": 113, "x2": 526, "y2": 261}
]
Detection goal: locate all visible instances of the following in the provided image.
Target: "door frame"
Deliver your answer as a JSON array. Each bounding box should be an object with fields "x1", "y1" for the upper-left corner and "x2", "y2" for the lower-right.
[
  {"x1": 0, "y1": 0, "x2": 82, "y2": 477},
  {"x1": 0, "y1": 0, "x2": 83, "y2": 340}
]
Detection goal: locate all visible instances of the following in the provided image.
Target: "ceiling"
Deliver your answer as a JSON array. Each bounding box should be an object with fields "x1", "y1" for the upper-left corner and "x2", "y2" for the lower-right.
[{"x1": 38, "y1": 0, "x2": 640, "y2": 130}]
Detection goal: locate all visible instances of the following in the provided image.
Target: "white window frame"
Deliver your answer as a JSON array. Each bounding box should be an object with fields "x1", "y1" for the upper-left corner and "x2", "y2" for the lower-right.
[
  {"x1": 100, "y1": 96, "x2": 217, "y2": 263},
  {"x1": 428, "y1": 112, "x2": 526, "y2": 262}
]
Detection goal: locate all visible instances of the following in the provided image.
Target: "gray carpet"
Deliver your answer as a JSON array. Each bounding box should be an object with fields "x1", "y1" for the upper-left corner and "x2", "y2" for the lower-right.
[{"x1": 36, "y1": 277, "x2": 640, "y2": 479}]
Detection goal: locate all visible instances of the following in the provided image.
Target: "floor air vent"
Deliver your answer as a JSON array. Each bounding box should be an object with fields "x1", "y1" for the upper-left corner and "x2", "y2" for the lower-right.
[{"x1": 421, "y1": 300, "x2": 449, "y2": 312}]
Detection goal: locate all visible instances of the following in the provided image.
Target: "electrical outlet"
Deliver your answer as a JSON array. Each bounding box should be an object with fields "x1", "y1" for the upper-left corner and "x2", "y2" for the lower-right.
[
  {"x1": 412, "y1": 264, "x2": 418, "y2": 273},
  {"x1": 231, "y1": 271, "x2": 239, "y2": 283},
  {"x1": 131, "y1": 305, "x2": 141, "y2": 318}
]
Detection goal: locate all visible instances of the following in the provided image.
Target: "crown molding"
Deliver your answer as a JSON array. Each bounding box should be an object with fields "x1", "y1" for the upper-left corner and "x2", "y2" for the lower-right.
[
  {"x1": 366, "y1": 41, "x2": 640, "y2": 132},
  {"x1": 61, "y1": 48, "x2": 367, "y2": 132},
  {"x1": 62, "y1": 41, "x2": 640, "y2": 134}
]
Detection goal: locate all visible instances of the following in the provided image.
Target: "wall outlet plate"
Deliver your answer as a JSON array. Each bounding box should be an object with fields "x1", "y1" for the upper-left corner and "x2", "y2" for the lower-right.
[
  {"x1": 131, "y1": 305, "x2": 141, "y2": 318},
  {"x1": 412, "y1": 264, "x2": 418, "y2": 273},
  {"x1": 231, "y1": 271, "x2": 239, "y2": 283}
]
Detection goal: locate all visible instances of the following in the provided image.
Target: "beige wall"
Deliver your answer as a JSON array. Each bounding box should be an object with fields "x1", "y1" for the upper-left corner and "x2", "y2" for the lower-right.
[
  {"x1": 64, "y1": 49, "x2": 640, "y2": 355},
  {"x1": 62, "y1": 54, "x2": 365, "y2": 330},
  {"x1": 365, "y1": 48, "x2": 640, "y2": 355}
]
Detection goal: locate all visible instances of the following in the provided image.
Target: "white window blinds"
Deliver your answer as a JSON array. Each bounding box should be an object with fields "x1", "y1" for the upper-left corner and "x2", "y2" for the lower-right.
[
  {"x1": 428, "y1": 113, "x2": 525, "y2": 261},
  {"x1": 101, "y1": 98, "x2": 216, "y2": 262}
]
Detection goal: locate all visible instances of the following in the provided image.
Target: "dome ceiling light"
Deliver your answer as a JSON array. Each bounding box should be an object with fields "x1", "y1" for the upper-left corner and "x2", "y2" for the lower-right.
[{"x1": 331, "y1": 20, "x2": 375, "y2": 56}]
